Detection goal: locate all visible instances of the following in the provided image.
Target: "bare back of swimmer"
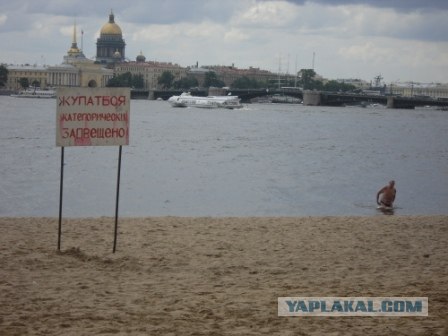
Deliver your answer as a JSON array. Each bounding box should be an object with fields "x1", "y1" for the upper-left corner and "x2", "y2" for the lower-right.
[{"x1": 376, "y1": 180, "x2": 396, "y2": 207}]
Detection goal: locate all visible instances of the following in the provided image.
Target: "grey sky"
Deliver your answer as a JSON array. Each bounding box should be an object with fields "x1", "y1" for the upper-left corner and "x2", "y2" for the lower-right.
[{"x1": 1, "y1": 0, "x2": 447, "y2": 83}]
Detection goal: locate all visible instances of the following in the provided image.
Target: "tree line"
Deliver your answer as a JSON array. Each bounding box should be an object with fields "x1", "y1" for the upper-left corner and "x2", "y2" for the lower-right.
[
  {"x1": 117, "y1": 68, "x2": 356, "y2": 92},
  {"x1": 0, "y1": 65, "x2": 8, "y2": 87},
  {"x1": 0, "y1": 65, "x2": 40, "y2": 88},
  {"x1": 0, "y1": 64, "x2": 356, "y2": 93}
]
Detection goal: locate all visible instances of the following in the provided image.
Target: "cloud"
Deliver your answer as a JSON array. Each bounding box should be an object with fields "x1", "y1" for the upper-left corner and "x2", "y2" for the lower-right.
[
  {"x1": 1, "y1": 0, "x2": 447, "y2": 83},
  {"x1": 279, "y1": 2, "x2": 448, "y2": 42},
  {"x1": 121, "y1": 0, "x2": 239, "y2": 24},
  {"x1": 131, "y1": 21, "x2": 225, "y2": 43},
  {"x1": 283, "y1": 0, "x2": 448, "y2": 11},
  {"x1": 0, "y1": 14, "x2": 7, "y2": 26},
  {"x1": 338, "y1": 42, "x2": 394, "y2": 64},
  {"x1": 345, "y1": 5, "x2": 448, "y2": 42},
  {"x1": 235, "y1": 1, "x2": 299, "y2": 28},
  {"x1": 224, "y1": 29, "x2": 250, "y2": 43}
]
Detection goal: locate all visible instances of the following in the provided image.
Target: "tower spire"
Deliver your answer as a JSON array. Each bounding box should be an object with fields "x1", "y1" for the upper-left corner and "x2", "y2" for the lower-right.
[
  {"x1": 72, "y1": 19, "x2": 77, "y2": 46},
  {"x1": 109, "y1": 9, "x2": 115, "y2": 23},
  {"x1": 67, "y1": 18, "x2": 83, "y2": 58},
  {"x1": 64, "y1": 17, "x2": 86, "y2": 63}
]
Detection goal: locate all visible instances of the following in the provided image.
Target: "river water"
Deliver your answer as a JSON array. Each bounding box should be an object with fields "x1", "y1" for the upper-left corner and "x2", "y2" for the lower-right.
[{"x1": 1, "y1": 96, "x2": 447, "y2": 217}]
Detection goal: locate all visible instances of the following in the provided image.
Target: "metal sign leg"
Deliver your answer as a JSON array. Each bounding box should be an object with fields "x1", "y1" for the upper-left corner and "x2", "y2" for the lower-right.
[
  {"x1": 58, "y1": 147, "x2": 64, "y2": 251},
  {"x1": 113, "y1": 145, "x2": 122, "y2": 253}
]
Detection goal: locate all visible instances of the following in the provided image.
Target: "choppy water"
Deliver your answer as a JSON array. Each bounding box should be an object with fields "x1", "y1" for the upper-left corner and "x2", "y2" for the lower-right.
[{"x1": 1, "y1": 96, "x2": 447, "y2": 217}]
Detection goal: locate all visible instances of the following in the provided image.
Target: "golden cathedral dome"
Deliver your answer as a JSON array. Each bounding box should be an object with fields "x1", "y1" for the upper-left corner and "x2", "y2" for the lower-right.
[
  {"x1": 96, "y1": 10, "x2": 126, "y2": 64},
  {"x1": 100, "y1": 11, "x2": 122, "y2": 35}
]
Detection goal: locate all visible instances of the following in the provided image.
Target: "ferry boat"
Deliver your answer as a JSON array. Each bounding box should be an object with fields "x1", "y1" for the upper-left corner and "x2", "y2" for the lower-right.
[
  {"x1": 11, "y1": 87, "x2": 56, "y2": 99},
  {"x1": 271, "y1": 94, "x2": 302, "y2": 104},
  {"x1": 168, "y1": 92, "x2": 243, "y2": 109}
]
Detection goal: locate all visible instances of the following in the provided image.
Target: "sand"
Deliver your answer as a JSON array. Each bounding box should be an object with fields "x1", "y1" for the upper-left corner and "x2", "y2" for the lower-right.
[{"x1": 1, "y1": 216, "x2": 447, "y2": 335}]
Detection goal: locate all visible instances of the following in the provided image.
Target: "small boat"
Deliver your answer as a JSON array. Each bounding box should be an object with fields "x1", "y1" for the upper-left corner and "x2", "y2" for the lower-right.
[
  {"x1": 11, "y1": 87, "x2": 56, "y2": 99},
  {"x1": 168, "y1": 92, "x2": 243, "y2": 109},
  {"x1": 271, "y1": 94, "x2": 302, "y2": 104}
]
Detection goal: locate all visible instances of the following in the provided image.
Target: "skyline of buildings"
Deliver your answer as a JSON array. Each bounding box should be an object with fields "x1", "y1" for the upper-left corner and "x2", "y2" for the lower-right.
[{"x1": 2, "y1": 10, "x2": 448, "y2": 99}]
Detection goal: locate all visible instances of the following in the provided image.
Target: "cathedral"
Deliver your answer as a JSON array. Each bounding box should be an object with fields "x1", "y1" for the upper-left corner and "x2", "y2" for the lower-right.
[
  {"x1": 96, "y1": 11, "x2": 126, "y2": 64},
  {"x1": 5, "y1": 10, "x2": 184, "y2": 91}
]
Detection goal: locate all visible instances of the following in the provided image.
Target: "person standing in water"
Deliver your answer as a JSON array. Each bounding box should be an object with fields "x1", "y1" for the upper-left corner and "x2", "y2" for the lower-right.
[{"x1": 376, "y1": 180, "x2": 396, "y2": 207}]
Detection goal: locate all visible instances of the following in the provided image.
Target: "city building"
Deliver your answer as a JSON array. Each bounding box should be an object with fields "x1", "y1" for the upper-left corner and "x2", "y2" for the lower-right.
[
  {"x1": 199, "y1": 65, "x2": 277, "y2": 87},
  {"x1": 388, "y1": 82, "x2": 448, "y2": 99},
  {"x1": 5, "y1": 10, "x2": 288, "y2": 92},
  {"x1": 48, "y1": 20, "x2": 113, "y2": 88},
  {"x1": 96, "y1": 11, "x2": 126, "y2": 65},
  {"x1": 47, "y1": 62, "x2": 113, "y2": 88},
  {"x1": 5, "y1": 64, "x2": 49, "y2": 90},
  {"x1": 7, "y1": 9, "x2": 447, "y2": 97},
  {"x1": 336, "y1": 78, "x2": 370, "y2": 90},
  {"x1": 114, "y1": 52, "x2": 187, "y2": 90},
  {"x1": 186, "y1": 65, "x2": 210, "y2": 87},
  {"x1": 6, "y1": 20, "x2": 113, "y2": 90}
]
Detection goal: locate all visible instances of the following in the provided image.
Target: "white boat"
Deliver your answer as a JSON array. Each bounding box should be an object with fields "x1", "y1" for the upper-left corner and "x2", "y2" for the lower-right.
[
  {"x1": 271, "y1": 94, "x2": 302, "y2": 104},
  {"x1": 11, "y1": 87, "x2": 56, "y2": 99},
  {"x1": 168, "y1": 92, "x2": 243, "y2": 109}
]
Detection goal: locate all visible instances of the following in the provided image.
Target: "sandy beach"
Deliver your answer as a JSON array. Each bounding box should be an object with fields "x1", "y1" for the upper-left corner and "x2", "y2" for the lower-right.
[{"x1": 1, "y1": 216, "x2": 447, "y2": 335}]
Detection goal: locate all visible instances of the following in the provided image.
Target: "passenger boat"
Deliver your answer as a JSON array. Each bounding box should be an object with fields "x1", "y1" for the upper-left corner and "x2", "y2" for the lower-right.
[
  {"x1": 271, "y1": 94, "x2": 302, "y2": 104},
  {"x1": 11, "y1": 88, "x2": 56, "y2": 99},
  {"x1": 168, "y1": 92, "x2": 243, "y2": 109}
]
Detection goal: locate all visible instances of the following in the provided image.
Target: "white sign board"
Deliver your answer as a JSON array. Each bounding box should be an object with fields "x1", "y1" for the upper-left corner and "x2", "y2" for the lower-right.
[{"x1": 56, "y1": 87, "x2": 130, "y2": 146}]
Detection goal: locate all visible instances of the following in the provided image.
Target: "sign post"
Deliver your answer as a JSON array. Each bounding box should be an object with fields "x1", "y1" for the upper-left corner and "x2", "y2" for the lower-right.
[
  {"x1": 58, "y1": 147, "x2": 64, "y2": 251},
  {"x1": 56, "y1": 87, "x2": 130, "y2": 253},
  {"x1": 113, "y1": 145, "x2": 122, "y2": 253}
]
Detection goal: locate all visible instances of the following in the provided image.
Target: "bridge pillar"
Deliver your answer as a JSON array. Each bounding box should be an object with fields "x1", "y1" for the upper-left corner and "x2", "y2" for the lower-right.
[
  {"x1": 303, "y1": 90, "x2": 321, "y2": 106},
  {"x1": 387, "y1": 96, "x2": 395, "y2": 108},
  {"x1": 148, "y1": 90, "x2": 155, "y2": 100},
  {"x1": 387, "y1": 96, "x2": 415, "y2": 109}
]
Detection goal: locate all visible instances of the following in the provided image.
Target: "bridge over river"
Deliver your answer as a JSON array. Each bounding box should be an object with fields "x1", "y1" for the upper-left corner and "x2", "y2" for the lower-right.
[
  {"x1": 149, "y1": 88, "x2": 302, "y2": 102},
  {"x1": 143, "y1": 88, "x2": 448, "y2": 109},
  {"x1": 227, "y1": 89, "x2": 448, "y2": 109},
  {"x1": 302, "y1": 91, "x2": 448, "y2": 109}
]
